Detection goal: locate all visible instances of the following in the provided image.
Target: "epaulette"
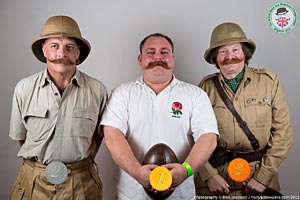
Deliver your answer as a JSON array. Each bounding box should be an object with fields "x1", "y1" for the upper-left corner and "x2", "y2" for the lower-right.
[
  {"x1": 251, "y1": 67, "x2": 276, "y2": 80},
  {"x1": 199, "y1": 72, "x2": 219, "y2": 86},
  {"x1": 201, "y1": 72, "x2": 219, "y2": 82}
]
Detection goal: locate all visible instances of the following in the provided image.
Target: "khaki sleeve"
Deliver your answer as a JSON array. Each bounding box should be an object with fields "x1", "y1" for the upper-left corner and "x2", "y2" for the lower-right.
[
  {"x1": 198, "y1": 161, "x2": 219, "y2": 181},
  {"x1": 253, "y1": 75, "x2": 293, "y2": 186}
]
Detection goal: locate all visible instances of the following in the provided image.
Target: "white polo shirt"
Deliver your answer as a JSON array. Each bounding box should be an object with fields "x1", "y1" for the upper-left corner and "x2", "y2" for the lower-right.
[{"x1": 101, "y1": 75, "x2": 219, "y2": 200}]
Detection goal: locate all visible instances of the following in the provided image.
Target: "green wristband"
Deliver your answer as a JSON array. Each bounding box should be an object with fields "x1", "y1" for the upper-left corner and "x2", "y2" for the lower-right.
[{"x1": 182, "y1": 161, "x2": 193, "y2": 177}]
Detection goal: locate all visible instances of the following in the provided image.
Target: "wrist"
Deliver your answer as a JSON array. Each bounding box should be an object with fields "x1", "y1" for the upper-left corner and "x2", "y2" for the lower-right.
[{"x1": 182, "y1": 161, "x2": 193, "y2": 177}]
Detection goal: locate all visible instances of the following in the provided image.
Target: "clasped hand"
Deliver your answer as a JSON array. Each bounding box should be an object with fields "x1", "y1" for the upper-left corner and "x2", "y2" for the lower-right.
[
  {"x1": 207, "y1": 174, "x2": 266, "y2": 195},
  {"x1": 135, "y1": 163, "x2": 188, "y2": 191}
]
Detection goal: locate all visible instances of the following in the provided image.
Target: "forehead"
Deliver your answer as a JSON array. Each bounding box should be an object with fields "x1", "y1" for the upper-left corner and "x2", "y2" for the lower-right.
[
  {"x1": 44, "y1": 37, "x2": 78, "y2": 44},
  {"x1": 218, "y1": 42, "x2": 242, "y2": 49},
  {"x1": 219, "y1": 42, "x2": 242, "y2": 49},
  {"x1": 142, "y1": 36, "x2": 172, "y2": 50}
]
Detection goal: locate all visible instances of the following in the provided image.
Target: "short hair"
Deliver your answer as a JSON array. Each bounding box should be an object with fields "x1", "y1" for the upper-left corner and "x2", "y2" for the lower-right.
[
  {"x1": 209, "y1": 43, "x2": 253, "y2": 69},
  {"x1": 139, "y1": 33, "x2": 174, "y2": 53}
]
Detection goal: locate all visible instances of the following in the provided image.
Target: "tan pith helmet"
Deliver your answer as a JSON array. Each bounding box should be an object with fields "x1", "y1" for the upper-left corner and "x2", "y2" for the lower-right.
[
  {"x1": 204, "y1": 22, "x2": 256, "y2": 64},
  {"x1": 31, "y1": 15, "x2": 91, "y2": 65}
]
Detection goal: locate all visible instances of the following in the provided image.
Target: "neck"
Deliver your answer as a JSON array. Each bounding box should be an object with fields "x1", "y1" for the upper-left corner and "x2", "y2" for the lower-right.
[
  {"x1": 144, "y1": 78, "x2": 172, "y2": 94},
  {"x1": 223, "y1": 72, "x2": 239, "y2": 79},
  {"x1": 48, "y1": 70, "x2": 75, "y2": 93}
]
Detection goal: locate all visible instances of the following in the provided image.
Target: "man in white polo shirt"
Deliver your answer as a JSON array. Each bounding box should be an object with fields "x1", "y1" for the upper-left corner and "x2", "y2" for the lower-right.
[{"x1": 101, "y1": 33, "x2": 219, "y2": 199}]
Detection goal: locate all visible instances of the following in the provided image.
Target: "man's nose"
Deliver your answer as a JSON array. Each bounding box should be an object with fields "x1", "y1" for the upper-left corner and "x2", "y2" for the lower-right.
[
  {"x1": 153, "y1": 52, "x2": 162, "y2": 60},
  {"x1": 57, "y1": 47, "x2": 67, "y2": 58},
  {"x1": 226, "y1": 51, "x2": 235, "y2": 60}
]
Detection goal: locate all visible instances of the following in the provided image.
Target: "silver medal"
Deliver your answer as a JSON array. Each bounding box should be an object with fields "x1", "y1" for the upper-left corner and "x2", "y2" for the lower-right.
[{"x1": 46, "y1": 161, "x2": 68, "y2": 184}]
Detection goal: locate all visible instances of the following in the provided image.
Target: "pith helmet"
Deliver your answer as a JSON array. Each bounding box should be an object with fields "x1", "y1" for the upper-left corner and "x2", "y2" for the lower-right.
[
  {"x1": 31, "y1": 15, "x2": 91, "y2": 65},
  {"x1": 204, "y1": 22, "x2": 256, "y2": 64}
]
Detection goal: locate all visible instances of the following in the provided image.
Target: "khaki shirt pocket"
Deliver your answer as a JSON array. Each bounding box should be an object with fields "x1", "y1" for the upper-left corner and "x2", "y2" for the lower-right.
[
  {"x1": 72, "y1": 108, "x2": 98, "y2": 139},
  {"x1": 22, "y1": 108, "x2": 50, "y2": 141},
  {"x1": 245, "y1": 96, "x2": 272, "y2": 127}
]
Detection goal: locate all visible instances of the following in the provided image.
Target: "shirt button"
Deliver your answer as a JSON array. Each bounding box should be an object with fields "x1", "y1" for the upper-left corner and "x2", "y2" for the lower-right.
[
  {"x1": 234, "y1": 97, "x2": 238, "y2": 101},
  {"x1": 235, "y1": 142, "x2": 240, "y2": 146}
]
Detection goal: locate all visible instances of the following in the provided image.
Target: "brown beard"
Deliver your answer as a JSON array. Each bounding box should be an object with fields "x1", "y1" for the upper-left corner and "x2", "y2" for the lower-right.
[
  {"x1": 220, "y1": 58, "x2": 243, "y2": 66},
  {"x1": 145, "y1": 61, "x2": 171, "y2": 70},
  {"x1": 48, "y1": 58, "x2": 76, "y2": 65}
]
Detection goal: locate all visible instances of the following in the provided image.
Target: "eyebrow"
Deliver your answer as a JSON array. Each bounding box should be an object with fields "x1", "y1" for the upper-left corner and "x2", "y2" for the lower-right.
[{"x1": 144, "y1": 47, "x2": 171, "y2": 51}]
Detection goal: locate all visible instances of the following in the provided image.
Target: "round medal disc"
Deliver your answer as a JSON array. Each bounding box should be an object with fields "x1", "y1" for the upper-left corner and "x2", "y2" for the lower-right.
[
  {"x1": 149, "y1": 166, "x2": 172, "y2": 191},
  {"x1": 227, "y1": 158, "x2": 251, "y2": 182},
  {"x1": 46, "y1": 161, "x2": 68, "y2": 185}
]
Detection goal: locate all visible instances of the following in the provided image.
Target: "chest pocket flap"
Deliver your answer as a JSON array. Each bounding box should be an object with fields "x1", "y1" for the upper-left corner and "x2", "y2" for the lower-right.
[
  {"x1": 22, "y1": 108, "x2": 48, "y2": 121},
  {"x1": 72, "y1": 108, "x2": 98, "y2": 138},
  {"x1": 73, "y1": 108, "x2": 98, "y2": 121},
  {"x1": 245, "y1": 96, "x2": 271, "y2": 127}
]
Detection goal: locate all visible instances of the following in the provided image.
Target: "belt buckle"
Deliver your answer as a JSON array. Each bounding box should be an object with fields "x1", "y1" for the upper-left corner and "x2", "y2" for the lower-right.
[{"x1": 46, "y1": 161, "x2": 68, "y2": 184}]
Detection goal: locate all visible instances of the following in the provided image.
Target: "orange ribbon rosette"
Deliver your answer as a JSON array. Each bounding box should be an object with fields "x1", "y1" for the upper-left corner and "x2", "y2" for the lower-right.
[
  {"x1": 149, "y1": 166, "x2": 172, "y2": 191},
  {"x1": 227, "y1": 158, "x2": 251, "y2": 182}
]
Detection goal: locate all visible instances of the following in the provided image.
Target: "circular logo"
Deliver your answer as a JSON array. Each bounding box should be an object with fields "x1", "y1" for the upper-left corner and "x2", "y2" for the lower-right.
[
  {"x1": 267, "y1": 2, "x2": 298, "y2": 33},
  {"x1": 227, "y1": 158, "x2": 251, "y2": 182},
  {"x1": 46, "y1": 161, "x2": 68, "y2": 184},
  {"x1": 149, "y1": 166, "x2": 172, "y2": 191}
]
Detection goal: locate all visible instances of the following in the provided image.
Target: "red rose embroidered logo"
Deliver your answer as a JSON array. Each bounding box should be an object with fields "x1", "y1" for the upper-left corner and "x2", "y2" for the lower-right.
[{"x1": 171, "y1": 102, "x2": 183, "y2": 118}]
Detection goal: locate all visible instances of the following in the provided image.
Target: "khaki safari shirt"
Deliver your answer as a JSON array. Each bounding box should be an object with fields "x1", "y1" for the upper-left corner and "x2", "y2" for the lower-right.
[
  {"x1": 197, "y1": 65, "x2": 293, "y2": 191},
  {"x1": 9, "y1": 69, "x2": 107, "y2": 164}
]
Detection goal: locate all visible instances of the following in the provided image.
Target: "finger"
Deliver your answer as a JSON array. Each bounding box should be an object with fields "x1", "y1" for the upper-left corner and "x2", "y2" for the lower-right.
[{"x1": 223, "y1": 187, "x2": 230, "y2": 195}]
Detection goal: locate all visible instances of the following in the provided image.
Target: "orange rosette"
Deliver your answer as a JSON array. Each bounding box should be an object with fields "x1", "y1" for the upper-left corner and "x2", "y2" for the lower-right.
[
  {"x1": 227, "y1": 158, "x2": 251, "y2": 182},
  {"x1": 149, "y1": 166, "x2": 172, "y2": 191}
]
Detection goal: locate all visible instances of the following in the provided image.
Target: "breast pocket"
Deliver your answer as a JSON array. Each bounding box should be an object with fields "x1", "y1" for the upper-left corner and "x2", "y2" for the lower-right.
[
  {"x1": 72, "y1": 108, "x2": 98, "y2": 139},
  {"x1": 245, "y1": 96, "x2": 272, "y2": 127},
  {"x1": 22, "y1": 108, "x2": 50, "y2": 141}
]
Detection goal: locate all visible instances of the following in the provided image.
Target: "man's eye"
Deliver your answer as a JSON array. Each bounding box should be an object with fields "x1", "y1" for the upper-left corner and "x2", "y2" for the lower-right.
[
  {"x1": 66, "y1": 45, "x2": 74, "y2": 51},
  {"x1": 161, "y1": 51, "x2": 169, "y2": 55},
  {"x1": 233, "y1": 48, "x2": 239, "y2": 53},
  {"x1": 146, "y1": 51, "x2": 155, "y2": 55},
  {"x1": 50, "y1": 44, "x2": 58, "y2": 49},
  {"x1": 219, "y1": 50, "x2": 226, "y2": 54}
]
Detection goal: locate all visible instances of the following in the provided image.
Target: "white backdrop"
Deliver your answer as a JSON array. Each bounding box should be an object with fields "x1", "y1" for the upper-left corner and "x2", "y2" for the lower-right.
[{"x1": 0, "y1": 0, "x2": 299, "y2": 199}]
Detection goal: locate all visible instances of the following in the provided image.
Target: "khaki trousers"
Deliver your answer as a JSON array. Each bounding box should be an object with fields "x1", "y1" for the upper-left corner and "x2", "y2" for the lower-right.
[{"x1": 10, "y1": 158, "x2": 102, "y2": 200}]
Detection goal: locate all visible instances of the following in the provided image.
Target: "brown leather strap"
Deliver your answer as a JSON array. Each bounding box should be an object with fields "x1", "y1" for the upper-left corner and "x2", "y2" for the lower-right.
[
  {"x1": 226, "y1": 148, "x2": 267, "y2": 163},
  {"x1": 209, "y1": 147, "x2": 266, "y2": 167},
  {"x1": 213, "y1": 77, "x2": 259, "y2": 150}
]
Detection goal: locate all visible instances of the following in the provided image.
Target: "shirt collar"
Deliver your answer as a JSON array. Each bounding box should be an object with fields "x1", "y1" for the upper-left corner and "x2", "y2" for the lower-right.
[
  {"x1": 135, "y1": 74, "x2": 179, "y2": 87},
  {"x1": 39, "y1": 69, "x2": 80, "y2": 87}
]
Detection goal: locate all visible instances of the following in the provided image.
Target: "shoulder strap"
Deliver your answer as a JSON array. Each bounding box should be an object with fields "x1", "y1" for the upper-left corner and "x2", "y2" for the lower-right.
[{"x1": 213, "y1": 77, "x2": 259, "y2": 150}]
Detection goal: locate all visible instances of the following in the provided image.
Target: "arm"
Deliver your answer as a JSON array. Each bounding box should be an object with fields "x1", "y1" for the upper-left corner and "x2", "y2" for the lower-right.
[
  {"x1": 250, "y1": 76, "x2": 293, "y2": 192},
  {"x1": 90, "y1": 89, "x2": 108, "y2": 159},
  {"x1": 104, "y1": 126, "x2": 156, "y2": 188},
  {"x1": 9, "y1": 84, "x2": 27, "y2": 144},
  {"x1": 185, "y1": 133, "x2": 217, "y2": 173},
  {"x1": 165, "y1": 133, "x2": 218, "y2": 187}
]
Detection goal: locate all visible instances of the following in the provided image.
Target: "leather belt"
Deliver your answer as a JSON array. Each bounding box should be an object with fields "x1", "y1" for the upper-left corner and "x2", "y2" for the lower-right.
[
  {"x1": 24, "y1": 157, "x2": 93, "y2": 175},
  {"x1": 226, "y1": 148, "x2": 267, "y2": 163},
  {"x1": 209, "y1": 147, "x2": 267, "y2": 167}
]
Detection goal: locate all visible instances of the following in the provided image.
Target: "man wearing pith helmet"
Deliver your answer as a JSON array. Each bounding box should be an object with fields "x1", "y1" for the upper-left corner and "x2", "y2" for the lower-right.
[
  {"x1": 9, "y1": 15, "x2": 107, "y2": 199},
  {"x1": 195, "y1": 22, "x2": 293, "y2": 197}
]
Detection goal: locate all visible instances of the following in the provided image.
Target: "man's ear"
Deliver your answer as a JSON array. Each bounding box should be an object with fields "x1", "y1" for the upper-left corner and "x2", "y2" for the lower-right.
[{"x1": 137, "y1": 54, "x2": 142, "y2": 64}]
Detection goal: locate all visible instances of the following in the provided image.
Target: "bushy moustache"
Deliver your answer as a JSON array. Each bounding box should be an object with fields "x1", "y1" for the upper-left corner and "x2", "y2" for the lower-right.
[
  {"x1": 146, "y1": 61, "x2": 171, "y2": 70},
  {"x1": 48, "y1": 58, "x2": 77, "y2": 65},
  {"x1": 220, "y1": 58, "x2": 243, "y2": 66}
]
